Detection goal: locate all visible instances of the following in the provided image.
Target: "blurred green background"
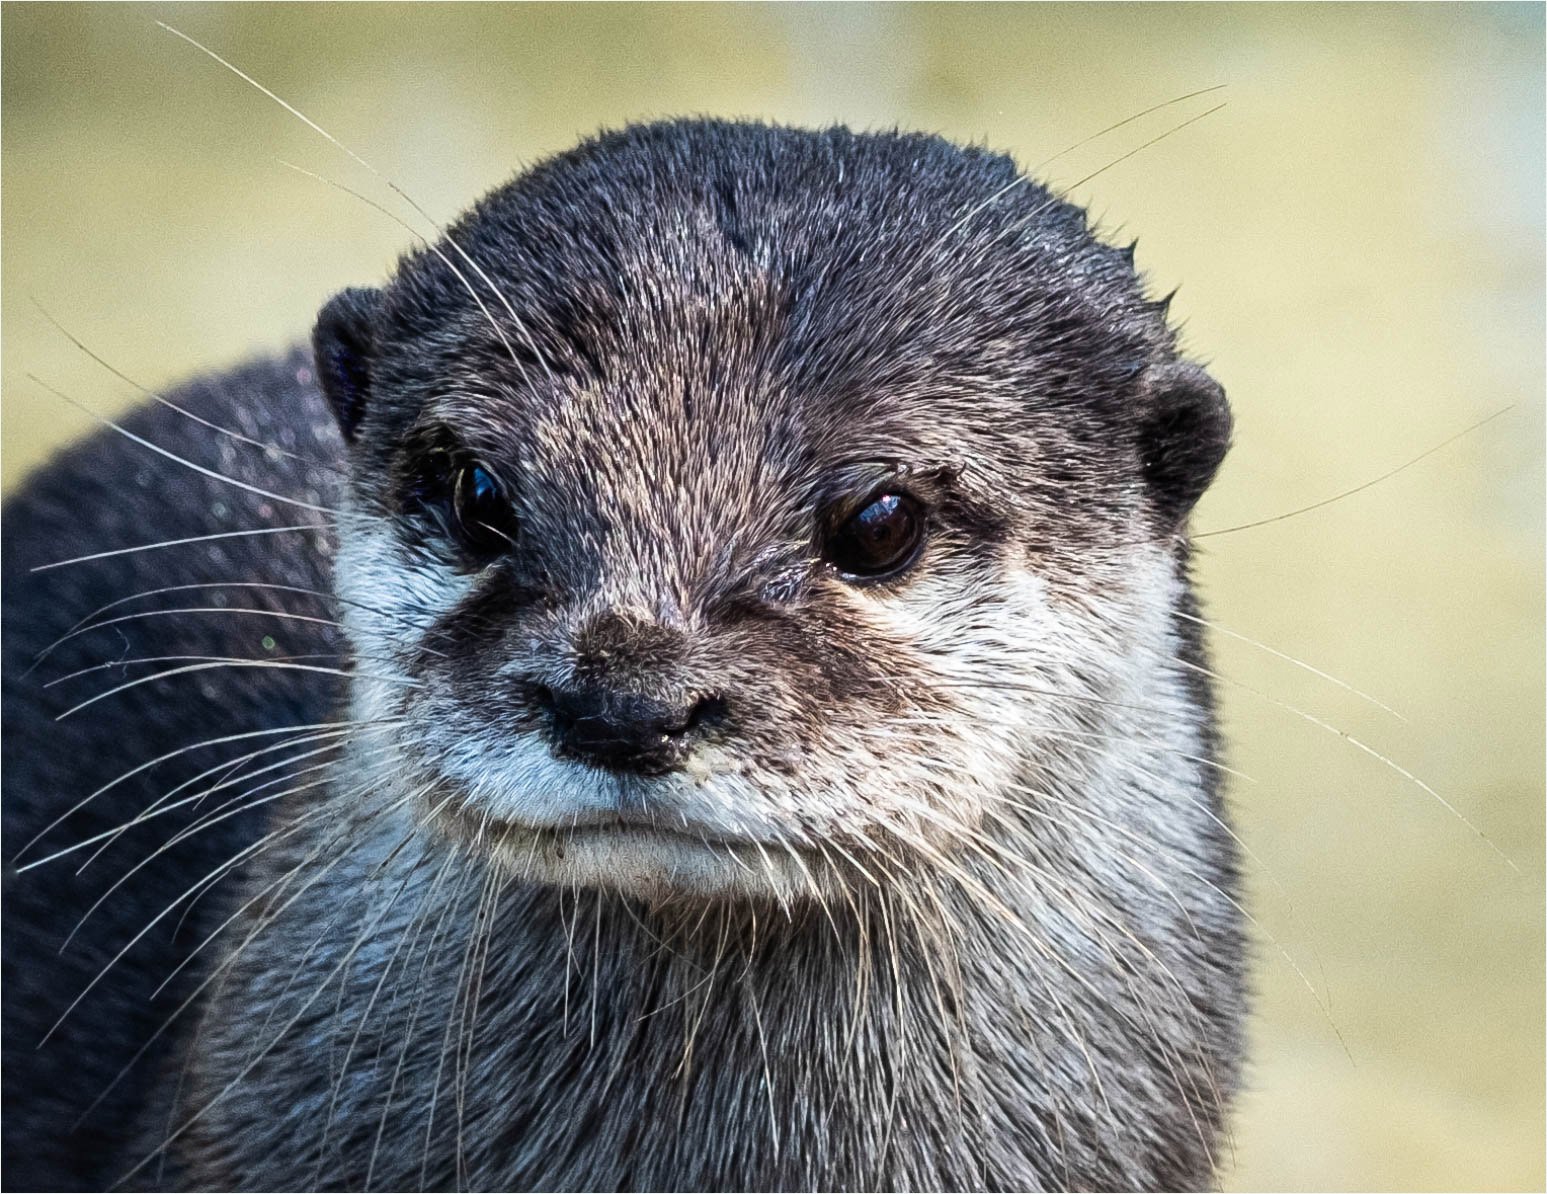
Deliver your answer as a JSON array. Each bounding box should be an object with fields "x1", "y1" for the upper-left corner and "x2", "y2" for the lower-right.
[{"x1": 3, "y1": 4, "x2": 1542, "y2": 1189}]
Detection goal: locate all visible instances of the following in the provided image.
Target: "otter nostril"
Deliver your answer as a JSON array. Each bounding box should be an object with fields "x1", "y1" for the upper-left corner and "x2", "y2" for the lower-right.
[
  {"x1": 678, "y1": 694, "x2": 727, "y2": 736},
  {"x1": 529, "y1": 683, "x2": 563, "y2": 727}
]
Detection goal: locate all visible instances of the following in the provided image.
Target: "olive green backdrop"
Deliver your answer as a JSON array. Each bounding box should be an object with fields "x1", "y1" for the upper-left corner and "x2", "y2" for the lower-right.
[{"x1": 3, "y1": 5, "x2": 1542, "y2": 1190}]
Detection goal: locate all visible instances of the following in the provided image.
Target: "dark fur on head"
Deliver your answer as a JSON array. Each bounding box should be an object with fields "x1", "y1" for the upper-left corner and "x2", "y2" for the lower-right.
[{"x1": 4, "y1": 119, "x2": 1240, "y2": 1191}]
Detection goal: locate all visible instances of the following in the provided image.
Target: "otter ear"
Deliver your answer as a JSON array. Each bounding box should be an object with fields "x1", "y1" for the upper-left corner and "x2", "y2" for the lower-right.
[
  {"x1": 313, "y1": 287, "x2": 382, "y2": 442},
  {"x1": 1136, "y1": 360, "x2": 1232, "y2": 528}
]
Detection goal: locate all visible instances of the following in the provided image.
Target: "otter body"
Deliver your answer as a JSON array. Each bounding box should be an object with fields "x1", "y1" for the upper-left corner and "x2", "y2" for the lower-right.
[
  {"x1": 2, "y1": 358, "x2": 344, "y2": 1191},
  {"x1": 3, "y1": 120, "x2": 1243, "y2": 1191}
]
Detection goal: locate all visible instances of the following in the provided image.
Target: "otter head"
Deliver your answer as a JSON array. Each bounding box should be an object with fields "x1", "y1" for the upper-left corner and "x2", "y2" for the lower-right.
[{"x1": 310, "y1": 120, "x2": 1230, "y2": 902}]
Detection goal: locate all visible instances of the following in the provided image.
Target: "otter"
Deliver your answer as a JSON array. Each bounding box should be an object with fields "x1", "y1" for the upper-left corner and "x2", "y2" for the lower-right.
[{"x1": 2, "y1": 119, "x2": 1241, "y2": 1192}]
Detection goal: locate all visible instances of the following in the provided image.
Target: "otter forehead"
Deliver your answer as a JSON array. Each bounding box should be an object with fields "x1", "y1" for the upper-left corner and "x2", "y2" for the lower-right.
[{"x1": 371, "y1": 121, "x2": 1167, "y2": 431}]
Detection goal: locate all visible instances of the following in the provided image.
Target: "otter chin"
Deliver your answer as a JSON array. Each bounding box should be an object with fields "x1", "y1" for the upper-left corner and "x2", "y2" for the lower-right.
[{"x1": 4, "y1": 118, "x2": 1244, "y2": 1193}]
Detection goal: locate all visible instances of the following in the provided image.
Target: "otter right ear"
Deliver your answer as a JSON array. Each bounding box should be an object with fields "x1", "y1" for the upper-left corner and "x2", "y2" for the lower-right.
[
  {"x1": 313, "y1": 287, "x2": 382, "y2": 443},
  {"x1": 1136, "y1": 360, "x2": 1233, "y2": 529}
]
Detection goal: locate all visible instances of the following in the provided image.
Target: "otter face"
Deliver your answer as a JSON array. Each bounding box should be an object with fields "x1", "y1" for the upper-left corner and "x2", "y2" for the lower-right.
[{"x1": 313, "y1": 122, "x2": 1229, "y2": 901}]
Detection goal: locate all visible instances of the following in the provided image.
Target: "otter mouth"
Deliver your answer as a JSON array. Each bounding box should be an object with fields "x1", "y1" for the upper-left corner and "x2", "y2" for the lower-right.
[
  {"x1": 434, "y1": 791, "x2": 796, "y2": 857},
  {"x1": 492, "y1": 814, "x2": 754, "y2": 853},
  {"x1": 429, "y1": 790, "x2": 826, "y2": 899}
]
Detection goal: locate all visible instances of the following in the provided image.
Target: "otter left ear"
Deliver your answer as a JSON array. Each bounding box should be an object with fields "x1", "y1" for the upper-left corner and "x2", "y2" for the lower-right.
[
  {"x1": 1136, "y1": 360, "x2": 1232, "y2": 528},
  {"x1": 313, "y1": 287, "x2": 383, "y2": 443}
]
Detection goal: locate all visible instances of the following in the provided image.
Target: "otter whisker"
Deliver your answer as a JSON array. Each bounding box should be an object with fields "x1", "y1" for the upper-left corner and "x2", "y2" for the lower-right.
[
  {"x1": 452, "y1": 841, "x2": 501, "y2": 1187},
  {"x1": 927, "y1": 674, "x2": 1206, "y2": 728},
  {"x1": 222, "y1": 786, "x2": 445, "y2": 1049},
  {"x1": 588, "y1": 883, "x2": 604, "y2": 1049},
  {"x1": 39, "y1": 777, "x2": 339, "y2": 1047},
  {"x1": 881, "y1": 709, "x2": 1254, "y2": 784},
  {"x1": 778, "y1": 837, "x2": 841, "y2": 943},
  {"x1": 969, "y1": 101, "x2": 1226, "y2": 269},
  {"x1": 366, "y1": 847, "x2": 470, "y2": 1192},
  {"x1": 70, "y1": 800, "x2": 343, "y2": 1127},
  {"x1": 814, "y1": 833, "x2": 886, "y2": 891},
  {"x1": 808, "y1": 838, "x2": 874, "y2": 1066},
  {"x1": 863, "y1": 851, "x2": 976, "y2": 1170},
  {"x1": 748, "y1": 836, "x2": 794, "y2": 919},
  {"x1": 996, "y1": 782, "x2": 1349, "y2": 1057},
  {"x1": 74, "y1": 772, "x2": 425, "y2": 1133},
  {"x1": 857, "y1": 817, "x2": 1119, "y2": 1118},
  {"x1": 958, "y1": 793, "x2": 1212, "y2": 998},
  {"x1": 1197, "y1": 404, "x2": 1512, "y2": 538},
  {"x1": 236, "y1": 799, "x2": 441, "y2": 1071},
  {"x1": 49, "y1": 575, "x2": 436, "y2": 640},
  {"x1": 26, "y1": 373, "x2": 351, "y2": 519},
  {"x1": 39, "y1": 607, "x2": 348, "y2": 664},
  {"x1": 31, "y1": 524, "x2": 325, "y2": 573},
  {"x1": 1174, "y1": 653, "x2": 1519, "y2": 870},
  {"x1": 463, "y1": 864, "x2": 508, "y2": 1185},
  {"x1": 56, "y1": 659, "x2": 420, "y2": 722},
  {"x1": 929, "y1": 83, "x2": 1227, "y2": 252},
  {"x1": 276, "y1": 157, "x2": 552, "y2": 397},
  {"x1": 25, "y1": 730, "x2": 358, "y2": 876},
  {"x1": 150, "y1": 767, "x2": 422, "y2": 1002},
  {"x1": 31, "y1": 578, "x2": 448, "y2": 668},
  {"x1": 425, "y1": 851, "x2": 497, "y2": 1192},
  {"x1": 992, "y1": 730, "x2": 1293, "y2": 920},
  {"x1": 45, "y1": 652, "x2": 355, "y2": 691},
  {"x1": 55, "y1": 580, "x2": 340, "y2": 635},
  {"x1": 138, "y1": 745, "x2": 354, "y2": 849},
  {"x1": 30, "y1": 296, "x2": 344, "y2": 473},
  {"x1": 153, "y1": 22, "x2": 556, "y2": 389},
  {"x1": 62, "y1": 760, "x2": 364, "y2": 957},
  {"x1": 743, "y1": 921, "x2": 783, "y2": 1158},
  {"x1": 558, "y1": 879, "x2": 580, "y2": 1034},
  {"x1": 118, "y1": 811, "x2": 438, "y2": 1189},
  {"x1": 867, "y1": 879, "x2": 909, "y2": 1181},
  {"x1": 1174, "y1": 609, "x2": 1406, "y2": 721},
  {"x1": 313, "y1": 841, "x2": 461, "y2": 1181},
  {"x1": 965, "y1": 796, "x2": 1242, "y2": 1135},
  {"x1": 8, "y1": 718, "x2": 394, "y2": 864}
]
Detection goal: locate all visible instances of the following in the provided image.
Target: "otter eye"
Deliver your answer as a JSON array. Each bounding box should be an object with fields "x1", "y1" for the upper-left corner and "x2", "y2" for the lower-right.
[
  {"x1": 826, "y1": 493, "x2": 925, "y2": 579},
  {"x1": 452, "y1": 463, "x2": 518, "y2": 559}
]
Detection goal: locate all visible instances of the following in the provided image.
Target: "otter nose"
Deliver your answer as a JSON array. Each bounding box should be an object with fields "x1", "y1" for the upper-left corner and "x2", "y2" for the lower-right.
[{"x1": 538, "y1": 685, "x2": 719, "y2": 775}]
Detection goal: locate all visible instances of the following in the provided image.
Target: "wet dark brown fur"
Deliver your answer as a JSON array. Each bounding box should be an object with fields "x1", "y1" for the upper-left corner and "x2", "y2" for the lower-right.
[{"x1": 3, "y1": 119, "x2": 1241, "y2": 1191}]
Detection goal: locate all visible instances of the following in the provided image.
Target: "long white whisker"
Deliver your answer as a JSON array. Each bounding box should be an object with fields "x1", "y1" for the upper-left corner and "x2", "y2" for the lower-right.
[
  {"x1": 1176, "y1": 609, "x2": 1405, "y2": 721},
  {"x1": 31, "y1": 525, "x2": 325, "y2": 573},
  {"x1": 929, "y1": 84, "x2": 1227, "y2": 251},
  {"x1": 154, "y1": 21, "x2": 556, "y2": 388},
  {"x1": 30, "y1": 296, "x2": 343, "y2": 472},
  {"x1": 115, "y1": 810, "x2": 435, "y2": 1188},
  {"x1": 40, "y1": 608, "x2": 346, "y2": 665},
  {"x1": 55, "y1": 659, "x2": 419, "y2": 721},
  {"x1": 16, "y1": 728, "x2": 361, "y2": 874},
  {"x1": 1198, "y1": 405, "x2": 1512, "y2": 537},
  {"x1": 27, "y1": 373, "x2": 350, "y2": 518},
  {"x1": 9, "y1": 719, "x2": 394, "y2": 864}
]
